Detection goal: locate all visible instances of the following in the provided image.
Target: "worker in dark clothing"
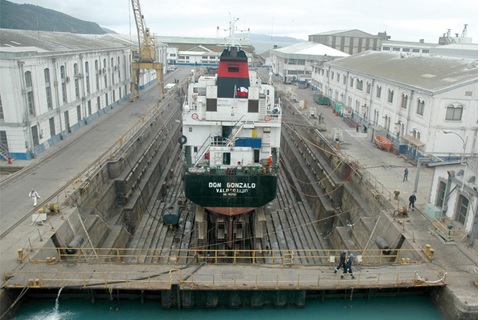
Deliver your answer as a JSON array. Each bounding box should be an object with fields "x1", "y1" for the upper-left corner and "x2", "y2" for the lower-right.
[
  {"x1": 342, "y1": 253, "x2": 355, "y2": 279},
  {"x1": 403, "y1": 168, "x2": 408, "y2": 181},
  {"x1": 334, "y1": 250, "x2": 347, "y2": 274},
  {"x1": 409, "y1": 193, "x2": 417, "y2": 211}
]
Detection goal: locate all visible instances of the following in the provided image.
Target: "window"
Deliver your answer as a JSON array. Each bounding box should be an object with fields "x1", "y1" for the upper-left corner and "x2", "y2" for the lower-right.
[
  {"x1": 49, "y1": 117, "x2": 56, "y2": 137},
  {"x1": 27, "y1": 92, "x2": 35, "y2": 116},
  {"x1": 31, "y1": 125, "x2": 39, "y2": 146},
  {"x1": 376, "y1": 85, "x2": 382, "y2": 98},
  {"x1": 343, "y1": 75, "x2": 347, "y2": 85},
  {"x1": 44, "y1": 68, "x2": 53, "y2": 110},
  {"x1": 356, "y1": 79, "x2": 363, "y2": 91},
  {"x1": 248, "y1": 100, "x2": 259, "y2": 113},
  {"x1": 95, "y1": 60, "x2": 100, "y2": 90},
  {"x1": 74, "y1": 63, "x2": 80, "y2": 98},
  {"x1": 25, "y1": 71, "x2": 33, "y2": 87},
  {"x1": 455, "y1": 195, "x2": 469, "y2": 225},
  {"x1": 206, "y1": 98, "x2": 217, "y2": 112},
  {"x1": 223, "y1": 152, "x2": 231, "y2": 165},
  {"x1": 103, "y1": 59, "x2": 108, "y2": 87},
  {"x1": 366, "y1": 81, "x2": 371, "y2": 94},
  {"x1": 387, "y1": 89, "x2": 394, "y2": 103},
  {"x1": 400, "y1": 93, "x2": 408, "y2": 109},
  {"x1": 350, "y1": 77, "x2": 354, "y2": 87},
  {"x1": 60, "y1": 66, "x2": 67, "y2": 103},
  {"x1": 85, "y1": 61, "x2": 90, "y2": 94},
  {"x1": 0, "y1": 95, "x2": 3, "y2": 120},
  {"x1": 337, "y1": 73, "x2": 340, "y2": 82},
  {"x1": 435, "y1": 181, "x2": 446, "y2": 207},
  {"x1": 25, "y1": 71, "x2": 36, "y2": 116},
  {"x1": 77, "y1": 105, "x2": 81, "y2": 122},
  {"x1": 445, "y1": 104, "x2": 463, "y2": 120},
  {"x1": 417, "y1": 99, "x2": 425, "y2": 115}
]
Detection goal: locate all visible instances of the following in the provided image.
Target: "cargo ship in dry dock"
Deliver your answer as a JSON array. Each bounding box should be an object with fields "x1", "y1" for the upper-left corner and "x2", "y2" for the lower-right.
[{"x1": 180, "y1": 37, "x2": 281, "y2": 249}]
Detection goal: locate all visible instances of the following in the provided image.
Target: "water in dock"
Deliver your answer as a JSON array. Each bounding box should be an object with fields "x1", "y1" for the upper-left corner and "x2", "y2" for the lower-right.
[{"x1": 12, "y1": 295, "x2": 444, "y2": 319}]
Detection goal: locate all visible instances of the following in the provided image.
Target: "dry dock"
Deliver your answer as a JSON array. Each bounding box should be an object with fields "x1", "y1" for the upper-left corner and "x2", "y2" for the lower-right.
[{"x1": 0, "y1": 69, "x2": 478, "y2": 319}]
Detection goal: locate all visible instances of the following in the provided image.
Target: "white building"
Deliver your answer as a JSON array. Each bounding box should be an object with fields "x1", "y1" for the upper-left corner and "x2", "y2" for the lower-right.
[
  {"x1": 312, "y1": 51, "x2": 478, "y2": 159},
  {"x1": 427, "y1": 158, "x2": 478, "y2": 244},
  {"x1": 0, "y1": 29, "x2": 165, "y2": 160},
  {"x1": 159, "y1": 36, "x2": 252, "y2": 66},
  {"x1": 270, "y1": 42, "x2": 348, "y2": 84},
  {"x1": 380, "y1": 40, "x2": 478, "y2": 60}
]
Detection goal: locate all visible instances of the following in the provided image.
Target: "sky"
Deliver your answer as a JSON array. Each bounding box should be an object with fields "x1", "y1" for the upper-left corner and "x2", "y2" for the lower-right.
[{"x1": 7, "y1": 0, "x2": 480, "y2": 43}]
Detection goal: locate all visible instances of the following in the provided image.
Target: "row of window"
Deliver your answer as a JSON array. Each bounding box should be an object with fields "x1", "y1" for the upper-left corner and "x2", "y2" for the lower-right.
[
  {"x1": 320, "y1": 67, "x2": 464, "y2": 120},
  {"x1": 382, "y1": 46, "x2": 430, "y2": 54},
  {"x1": 20, "y1": 55, "x2": 127, "y2": 118}
]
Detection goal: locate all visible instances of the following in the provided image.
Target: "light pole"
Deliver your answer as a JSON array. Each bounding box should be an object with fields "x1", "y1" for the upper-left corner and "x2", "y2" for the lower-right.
[
  {"x1": 443, "y1": 130, "x2": 468, "y2": 191},
  {"x1": 443, "y1": 130, "x2": 467, "y2": 164}
]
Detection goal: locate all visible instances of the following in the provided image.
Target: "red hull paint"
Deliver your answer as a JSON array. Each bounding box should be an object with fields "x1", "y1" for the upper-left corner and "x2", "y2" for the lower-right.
[{"x1": 205, "y1": 207, "x2": 256, "y2": 216}]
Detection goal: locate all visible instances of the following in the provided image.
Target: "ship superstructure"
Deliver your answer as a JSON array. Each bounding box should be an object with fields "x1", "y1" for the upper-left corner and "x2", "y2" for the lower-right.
[{"x1": 180, "y1": 40, "x2": 282, "y2": 249}]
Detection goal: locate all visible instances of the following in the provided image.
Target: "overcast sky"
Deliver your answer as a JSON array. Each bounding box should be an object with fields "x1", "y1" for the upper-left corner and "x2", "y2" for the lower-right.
[{"x1": 8, "y1": 0, "x2": 479, "y2": 43}]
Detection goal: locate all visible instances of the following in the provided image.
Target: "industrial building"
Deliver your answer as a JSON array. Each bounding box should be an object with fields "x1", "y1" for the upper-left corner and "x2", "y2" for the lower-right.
[
  {"x1": 312, "y1": 51, "x2": 478, "y2": 157},
  {"x1": 0, "y1": 29, "x2": 168, "y2": 160},
  {"x1": 270, "y1": 42, "x2": 349, "y2": 83},
  {"x1": 308, "y1": 29, "x2": 382, "y2": 55}
]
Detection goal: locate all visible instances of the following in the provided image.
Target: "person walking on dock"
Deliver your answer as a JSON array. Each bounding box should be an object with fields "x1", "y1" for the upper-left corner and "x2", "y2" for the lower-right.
[
  {"x1": 342, "y1": 253, "x2": 355, "y2": 279},
  {"x1": 409, "y1": 193, "x2": 416, "y2": 211},
  {"x1": 334, "y1": 250, "x2": 347, "y2": 274},
  {"x1": 29, "y1": 188, "x2": 40, "y2": 206},
  {"x1": 403, "y1": 168, "x2": 408, "y2": 181}
]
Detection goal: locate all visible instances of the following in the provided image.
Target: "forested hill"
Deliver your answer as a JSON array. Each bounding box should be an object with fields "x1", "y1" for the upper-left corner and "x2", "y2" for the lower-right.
[{"x1": 0, "y1": 0, "x2": 108, "y2": 34}]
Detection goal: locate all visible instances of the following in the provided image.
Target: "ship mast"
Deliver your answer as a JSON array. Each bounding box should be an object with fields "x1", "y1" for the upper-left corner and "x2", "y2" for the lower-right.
[{"x1": 217, "y1": 15, "x2": 250, "y2": 49}]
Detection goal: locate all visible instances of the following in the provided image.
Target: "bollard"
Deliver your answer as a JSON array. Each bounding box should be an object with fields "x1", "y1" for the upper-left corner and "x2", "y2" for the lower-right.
[{"x1": 17, "y1": 248, "x2": 25, "y2": 261}]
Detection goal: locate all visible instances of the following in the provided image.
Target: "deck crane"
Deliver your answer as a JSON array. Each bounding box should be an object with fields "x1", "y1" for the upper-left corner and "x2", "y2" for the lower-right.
[{"x1": 130, "y1": 0, "x2": 163, "y2": 103}]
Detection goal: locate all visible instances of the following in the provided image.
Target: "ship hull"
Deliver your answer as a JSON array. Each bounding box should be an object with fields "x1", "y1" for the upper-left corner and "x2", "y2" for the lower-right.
[{"x1": 184, "y1": 174, "x2": 277, "y2": 212}]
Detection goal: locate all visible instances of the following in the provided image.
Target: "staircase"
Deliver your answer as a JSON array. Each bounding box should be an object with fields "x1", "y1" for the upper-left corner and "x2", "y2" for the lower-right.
[
  {"x1": 226, "y1": 116, "x2": 246, "y2": 147},
  {"x1": 0, "y1": 141, "x2": 11, "y2": 161},
  {"x1": 193, "y1": 134, "x2": 213, "y2": 166}
]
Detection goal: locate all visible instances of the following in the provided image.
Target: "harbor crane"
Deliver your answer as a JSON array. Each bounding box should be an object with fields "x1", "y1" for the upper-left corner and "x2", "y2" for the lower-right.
[{"x1": 130, "y1": 0, "x2": 163, "y2": 103}]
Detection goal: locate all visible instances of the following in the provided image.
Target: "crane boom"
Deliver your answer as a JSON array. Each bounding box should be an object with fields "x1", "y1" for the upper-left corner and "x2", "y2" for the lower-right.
[
  {"x1": 131, "y1": 0, "x2": 156, "y2": 62},
  {"x1": 130, "y1": 0, "x2": 163, "y2": 103}
]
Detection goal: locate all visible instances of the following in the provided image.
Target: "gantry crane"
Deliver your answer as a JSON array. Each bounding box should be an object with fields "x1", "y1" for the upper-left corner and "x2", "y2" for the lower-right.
[{"x1": 130, "y1": 0, "x2": 163, "y2": 103}]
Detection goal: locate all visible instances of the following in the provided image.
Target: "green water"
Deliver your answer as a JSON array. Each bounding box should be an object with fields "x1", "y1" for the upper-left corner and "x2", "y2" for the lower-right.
[{"x1": 12, "y1": 295, "x2": 444, "y2": 319}]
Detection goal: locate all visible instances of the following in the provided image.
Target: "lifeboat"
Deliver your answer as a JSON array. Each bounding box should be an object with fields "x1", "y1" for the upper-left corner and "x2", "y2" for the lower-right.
[{"x1": 374, "y1": 135, "x2": 393, "y2": 152}]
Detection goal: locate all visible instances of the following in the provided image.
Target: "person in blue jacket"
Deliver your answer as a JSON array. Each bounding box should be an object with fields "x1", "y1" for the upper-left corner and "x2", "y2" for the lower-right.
[
  {"x1": 334, "y1": 250, "x2": 347, "y2": 274},
  {"x1": 342, "y1": 253, "x2": 355, "y2": 279}
]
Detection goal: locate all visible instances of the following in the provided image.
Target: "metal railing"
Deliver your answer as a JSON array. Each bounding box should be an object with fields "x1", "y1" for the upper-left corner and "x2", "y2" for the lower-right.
[
  {"x1": 432, "y1": 218, "x2": 467, "y2": 242},
  {"x1": 3, "y1": 268, "x2": 446, "y2": 290},
  {"x1": 22, "y1": 247, "x2": 431, "y2": 266}
]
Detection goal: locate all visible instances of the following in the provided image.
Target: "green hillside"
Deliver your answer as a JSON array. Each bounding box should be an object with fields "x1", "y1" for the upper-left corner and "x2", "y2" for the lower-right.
[{"x1": 0, "y1": 0, "x2": 107, "y2": 34}]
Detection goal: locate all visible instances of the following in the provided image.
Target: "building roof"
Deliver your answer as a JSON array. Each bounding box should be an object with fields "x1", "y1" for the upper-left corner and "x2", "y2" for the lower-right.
[
  {"x1": 310, "y1": 29, "x2": 379, "y2": 38},
  {"x1": 272, "y1": 41, "x2": 349, "y2": 58},
  {"x1": 156, "y1": 35, "x2": 251, "y2": 47},
  {"x1": 324, "y1": 51, "x2": 478, "y2": 93},
  {"x1": 382, "y1": 39, "x2": 437, "y2": 49},
  {"x1": 0, "y1": 29, "x2": 132, "y2": 55}
]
